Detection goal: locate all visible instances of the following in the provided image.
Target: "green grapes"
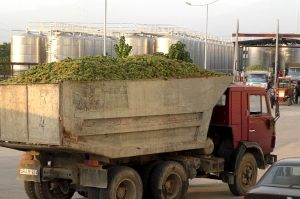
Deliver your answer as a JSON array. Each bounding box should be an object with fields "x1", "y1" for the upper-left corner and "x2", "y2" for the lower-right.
[{"x1": 1, "y1": 54, "x2": 228, "y2": 84}]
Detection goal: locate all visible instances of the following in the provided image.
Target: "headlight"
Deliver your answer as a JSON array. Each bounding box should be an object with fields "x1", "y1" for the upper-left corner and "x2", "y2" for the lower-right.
[{"x1": 262, "y1": 83, "x2": 267, "y2": 89}]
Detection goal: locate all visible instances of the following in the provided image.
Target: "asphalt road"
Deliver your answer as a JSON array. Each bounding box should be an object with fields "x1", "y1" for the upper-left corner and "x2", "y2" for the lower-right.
[{"x1": 0, "y1": 103, "x2": 299, "y2": 199}]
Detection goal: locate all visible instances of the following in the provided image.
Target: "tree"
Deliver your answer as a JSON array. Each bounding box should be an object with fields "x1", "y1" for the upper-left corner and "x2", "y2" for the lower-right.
[
  {"x1": 0, "y1": 42, "x2": 10, "y2": 69},
  {"x1": 113, "y1": 36, "x2": 132, "y2": 58},
  {"x1": 168, "y1": 41, "x2": 192, "y2": 63}
]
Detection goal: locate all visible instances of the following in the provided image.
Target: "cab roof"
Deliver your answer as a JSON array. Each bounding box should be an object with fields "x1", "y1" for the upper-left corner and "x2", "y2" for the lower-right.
[{"x1": 228, "y1": 83, "x2": 267, "y2": 92}]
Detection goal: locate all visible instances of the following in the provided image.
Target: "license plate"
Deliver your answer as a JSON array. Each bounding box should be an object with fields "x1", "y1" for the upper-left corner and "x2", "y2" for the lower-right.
[{"x1": 20, "y1": 168, "x2": 38, "y2": 176}]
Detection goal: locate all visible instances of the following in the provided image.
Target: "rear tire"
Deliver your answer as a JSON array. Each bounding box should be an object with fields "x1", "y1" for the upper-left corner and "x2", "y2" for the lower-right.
[
  {"x1": 99, "y1": 166, "x2": 143, "y2": 199},
  {"x1": 34, "y1": 180, "x2": 75, "y2": 199},
  {"x1": 139, "y1": 161, "x2": 161, "y2": 199},
  {"x1": 24, "y1": 181, "x2": 38, "y2": 199},
  {"x1": 78, "y1": 190, "x2": 88, "y2": 198},
  {"x1": 228, "y1": 153, "x2": 257, "y2": 196},
  {"x1": 88, "y1": 187, "x2": 99, "y2": 199},
  {"x1": 149, "y1": 161, "x2": 188, "y2": 199}
]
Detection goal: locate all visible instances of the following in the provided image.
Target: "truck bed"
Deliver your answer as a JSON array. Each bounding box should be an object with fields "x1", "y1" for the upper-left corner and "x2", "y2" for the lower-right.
[{"x1": 0, "y1": 76, "x2": 232, "y2": 158}]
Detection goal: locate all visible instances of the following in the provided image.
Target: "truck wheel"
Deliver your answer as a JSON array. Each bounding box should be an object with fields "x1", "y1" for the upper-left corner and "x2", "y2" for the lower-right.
[
  {"x1": 34, "y1": 180, "x2": 75, "y2": 199},
  {"x1": 87, "y1": 187, "x2": 99, "y2": 199},
  {"x1": 149, "y1": 161, "x2": 188, "y2": 199},
  {"x1": 99, "y1": 166, "x2": 143, "y2": 199},
  {"x1": 78, "y1": 190, "x2": 88, "y2": 198},
  {"x1": 139, "y1": 160, "x2": 161, "y2": 199},
  {"x1": 24, "y1": 181, "x2": 38, "y2": 199},
  {"x1": 228, "y1": 153, "x2": 257, "y2": 196}
]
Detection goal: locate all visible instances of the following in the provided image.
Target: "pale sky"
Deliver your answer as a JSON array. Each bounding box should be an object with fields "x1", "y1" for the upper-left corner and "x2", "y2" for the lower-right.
[{"x1": 1, "y1": 0, "x2": 300, "y2": 43}]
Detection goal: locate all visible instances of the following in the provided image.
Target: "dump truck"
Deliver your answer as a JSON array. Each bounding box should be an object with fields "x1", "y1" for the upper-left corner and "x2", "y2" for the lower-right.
[{"x1": 0, "y1": 76, "x2": 278, "y2": 199}]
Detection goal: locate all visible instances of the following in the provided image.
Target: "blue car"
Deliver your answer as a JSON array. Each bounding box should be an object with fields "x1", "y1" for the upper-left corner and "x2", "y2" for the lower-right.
[{"x1": 244, "y1": 158, "x2": 300, "y2": 199}]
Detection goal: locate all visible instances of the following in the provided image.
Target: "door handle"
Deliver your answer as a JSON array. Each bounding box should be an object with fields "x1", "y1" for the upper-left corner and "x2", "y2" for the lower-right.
[{"x1": 249, "y1": 130, "x2": 255, "y2": 132}]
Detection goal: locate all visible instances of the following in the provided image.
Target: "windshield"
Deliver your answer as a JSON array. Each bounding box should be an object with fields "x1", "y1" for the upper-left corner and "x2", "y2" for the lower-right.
[
  {"x1": 258, "y1": 165, "x2": 300, "y2": 188},
  {"x1": 288, "y1": 68, "x2": 300, "y2": 76},
  {"x1": 287, "y1": 72, "x2": 300, "y2": 76},
  {"x1": 247, "y1": 74, "x2": 267, "y2": 83},
  {"x1": 278, "y1": 79, "x2": 290, "y2": 88}
]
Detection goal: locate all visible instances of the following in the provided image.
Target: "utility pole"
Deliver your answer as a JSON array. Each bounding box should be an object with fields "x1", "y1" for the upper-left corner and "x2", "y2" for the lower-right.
[{"x1": 233, "y1": 19, "x2": 239, "y2": 82}]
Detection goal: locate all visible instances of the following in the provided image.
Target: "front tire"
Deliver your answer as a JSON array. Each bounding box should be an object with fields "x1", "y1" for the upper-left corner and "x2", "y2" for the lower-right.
[
  {"x1": 34, "y1": 180, "x2": 75, "y2": 199},
  {"x1": 228, "y1": 153, "x2": 257, "y2": 196},
  {"x1": 149, "y1": 161, "x2": 188, "y2": 199}
]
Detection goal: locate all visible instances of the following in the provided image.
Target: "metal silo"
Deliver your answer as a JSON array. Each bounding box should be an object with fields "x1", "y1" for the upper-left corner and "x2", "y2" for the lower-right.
[
  {"x1": 124, "y1": 35, "x2": 149, "y2": 55},
  {"x1": 279, "y1": 47, "x2": 300, "y2": 70},
  {"x1": 148, "y1": 37, "x2": 155, "y2": 54},
  {"x1": 247, "y1": 47, "x2": 274, "y2": 69},
  {"x1": 77, "y1": 35, "x2": 85, "y2": 57},
  {"x1": 247, "y1": 47, "x2": 300, "y2": 72},
  {"x1": 82, "y1": 36, "x2": 96, "y2": 57},
  {"x1": 47, "y1": 33, "x2": 79, "y2": 62},
  {"x1": 10, "y1": 32, "x2": 46, "y2": 74},
  {"x1": 11, "y1": 32, "x2": 46, "y2": 64},
  {"x1": 94, "y1": 37, "x2": 103, "y2": 56},
  {"x1": 109, "y1": 38, "x2": 119, "y2": 57},
  {"x1": 155, "y1": 35, "x2": 181, "y2": 54}
]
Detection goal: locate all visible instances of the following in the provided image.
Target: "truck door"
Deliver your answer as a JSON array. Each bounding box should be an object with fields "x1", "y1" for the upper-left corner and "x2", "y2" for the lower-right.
[{"x1": 247, "y1": 93, "x2": 274, "y2": 154}]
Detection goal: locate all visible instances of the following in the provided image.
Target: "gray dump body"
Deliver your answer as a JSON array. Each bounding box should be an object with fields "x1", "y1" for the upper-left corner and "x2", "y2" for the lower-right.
[{"x1": 0, "y1": 76, "x2": 232, "y2": 158}]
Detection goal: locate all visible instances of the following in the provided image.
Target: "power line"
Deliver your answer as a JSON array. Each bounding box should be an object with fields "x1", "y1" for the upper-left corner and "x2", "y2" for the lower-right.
[
  {"x1": 0, "y1": 28, "x2": 10, "y2": 33},
  {"x1": 0, "y1": 22, "x2": 17, "y2": 29}
]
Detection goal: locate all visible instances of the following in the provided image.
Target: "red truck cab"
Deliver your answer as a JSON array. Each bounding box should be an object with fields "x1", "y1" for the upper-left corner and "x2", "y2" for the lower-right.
[{"x1": 208, "y1": 84, "x2": 278, "y2": 195}]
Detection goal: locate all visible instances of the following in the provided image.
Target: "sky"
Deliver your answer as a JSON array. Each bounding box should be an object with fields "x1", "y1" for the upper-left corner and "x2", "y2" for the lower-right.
[{"x1": 1, "y1": 0, "x2": 300, "y2": 43}]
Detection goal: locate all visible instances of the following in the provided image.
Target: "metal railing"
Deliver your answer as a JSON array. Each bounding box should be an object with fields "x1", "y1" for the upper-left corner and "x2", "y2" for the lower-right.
[
  {"x1": 11, "y1": 22, "x2": 233, "y2": 45},
  {"x1": 0, "y1": 62, "x2": 39, "y2": 81}
]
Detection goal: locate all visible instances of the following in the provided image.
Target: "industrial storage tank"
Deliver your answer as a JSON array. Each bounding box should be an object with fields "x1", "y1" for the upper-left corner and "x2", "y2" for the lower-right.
[
  {"x1": 247, "y1": 47, "x2": 300, "y2": 72},
  {"x1": 79, "y1": 36, "x2": 96, "y2": 57},
  {"x1": 47, "y1": 33, "x2": 80, "y2": 62},
  {"x1": 148, "y1": 37, "x2": 155, "y2": 54},
  {"x1": 94, "y1": 37, "x2": 103, "y2": 56},
  {"x1": 108, "y1": 38, "x2": 118, "y2": 57},
  {"x1": 155, "y1": 35, "x2": 182, "y2": 54},
  {"x1": 278, "y1": 47, "x2": 300, "y2": 70},
  {"x1": 246, "y1": 47, "x2": 273, "y2": 67},
  {"x1": 125, "y1": 34, "x2": 151, "y2": 55},
  {"x1": 192, "y1": 39, "x2": 205, "y2": 68},
  {"x1": 10, "y1": 32, "x2": 46, "y2": 75},
  {"x1": 10, "y1": 32, "x2": 46, "y2": 74},
  {"x1": 11, "y1": 32, "x2": 47, "y2": 63}
]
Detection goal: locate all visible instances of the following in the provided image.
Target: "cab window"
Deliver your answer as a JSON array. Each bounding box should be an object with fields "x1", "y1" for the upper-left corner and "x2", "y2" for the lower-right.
[
  {"x1": 250, "y1": 95, "x2": 268, "y2": 115},
  {"x1": 216, "y1": 94, "x2": 226, "y2": 106}
]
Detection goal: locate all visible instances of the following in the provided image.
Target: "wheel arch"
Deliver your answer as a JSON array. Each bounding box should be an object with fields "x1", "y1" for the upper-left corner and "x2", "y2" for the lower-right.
[{"x1": 227, "y1": 142, "x2": 266, "y2": 173}]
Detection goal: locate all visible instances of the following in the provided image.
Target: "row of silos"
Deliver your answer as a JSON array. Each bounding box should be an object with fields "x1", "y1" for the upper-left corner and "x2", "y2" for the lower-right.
[
  {"x1": 155, "y1": 35, "x2": 234, "y2": 73},
  {"x1": 10, "y1": 32, "x2": 234, "y2": 73},
  {"x1": 246, "y1": 47, "x2": 300, "y2": 71}
]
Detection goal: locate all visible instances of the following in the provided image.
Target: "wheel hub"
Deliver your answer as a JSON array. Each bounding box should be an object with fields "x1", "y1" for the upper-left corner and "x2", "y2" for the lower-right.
[
  {"x1": 242, "y1": 163, "x2": 253, "y2": 185},
  {"x1": 116, "y1": 185, "x2": 127, "y2": 198},
  {"x1": 165, "y1": 180, "x2": 174, "y2": 194}
]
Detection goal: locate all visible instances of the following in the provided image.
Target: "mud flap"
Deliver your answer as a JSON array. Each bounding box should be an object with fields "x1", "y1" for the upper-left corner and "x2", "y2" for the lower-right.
[
  {"x1": 17, "y1": 163, "x2": 41, "y2": 182},
  {"x1": 80, "y1": 167, "x2": 107, "y2": 188}
]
